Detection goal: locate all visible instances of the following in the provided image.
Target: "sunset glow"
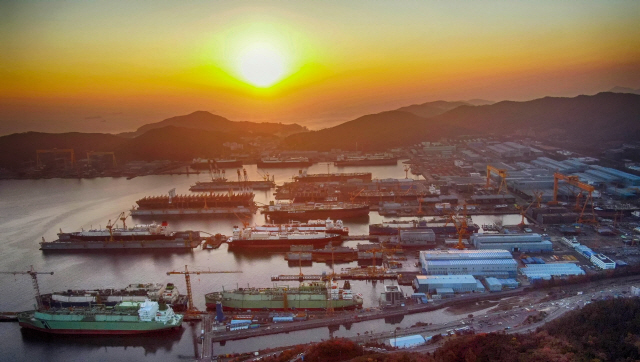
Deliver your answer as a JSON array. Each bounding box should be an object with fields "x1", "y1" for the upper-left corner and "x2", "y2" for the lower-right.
[{"x1": 1, "y1": 0, "x2": 639, "y2": 134}]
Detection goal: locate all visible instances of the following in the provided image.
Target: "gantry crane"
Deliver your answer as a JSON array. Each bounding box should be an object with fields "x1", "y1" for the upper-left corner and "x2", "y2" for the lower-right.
[
  {"x1": 36, "y1": 149, "x2": 75, "y2": 167},
  {"x1": 0, "y1": 265, "x2": 53, "y2": 309},
  {"x1": 486, "y1": 165, "x2": 508, "y2": 194},
  {"x1": 166, "y1": 265, "x2": 241, "y2": 318},
  {"x1": 549, "y1": 172, "x2": 597, "y2": 224},
  {"x1": 516, "y1": 190, "x2": 543, "y2": 228},
  {"x1": 86, "y1": 151, "x2": 117, "y2": 167}
]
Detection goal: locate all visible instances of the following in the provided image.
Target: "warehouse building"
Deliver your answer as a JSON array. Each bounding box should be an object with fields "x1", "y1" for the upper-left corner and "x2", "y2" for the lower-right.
[
  {"x1": 520, "y1": 263, "x2": 585, "y2": 281},
  {"x1": 590, "y1": 254, "x2": 616, "y2": 270},
  {"x1": 413, "y1": 275, "x2": 483, "y2": 294},
  {"x1": 399, "y1": 229, "x2": 436, "y2": 247},
  {"x1": 470, "y1": 233, "x2": 553, "y2": 252},
  {"x1": 419, "y1": 250, "x2": 518, "y2": 278}
]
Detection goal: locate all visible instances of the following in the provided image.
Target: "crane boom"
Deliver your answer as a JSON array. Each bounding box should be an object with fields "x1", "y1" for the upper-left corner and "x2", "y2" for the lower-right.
[
  {"x1": 0, "y1": 265, "x2": 53, "y2": 309},
  {"x1": 167, "y1": 265, "x2": 241, "y2": 317},
  {"x1": 550, "y1": 172, "x2": 597, "y2": 224}
]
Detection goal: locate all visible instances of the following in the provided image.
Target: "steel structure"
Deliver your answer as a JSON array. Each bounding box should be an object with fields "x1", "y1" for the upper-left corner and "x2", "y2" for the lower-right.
[
  {"x1": 36, "y1": 149, "x2": 75, "y2": 167},
  {"x1": 486, "y1": 165, "x2": 508, "y2": 194},
  {"x1": 0, "y1": 265, "x2": 53, "y2": 309},
  {"x1": 167, "y1": 265, "x2": 241, "y2": 317},
  {"x1": 550, "y1": 172, "x2": 597, "y2": 224},
  {"x1": 86, "y1": 151, "x2": 116, "y2": 167}
]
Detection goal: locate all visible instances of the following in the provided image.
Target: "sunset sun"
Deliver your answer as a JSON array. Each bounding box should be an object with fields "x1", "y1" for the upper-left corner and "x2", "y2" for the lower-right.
[{"x1": 237, "y1": 43, "x2": 287, "y2": 88}]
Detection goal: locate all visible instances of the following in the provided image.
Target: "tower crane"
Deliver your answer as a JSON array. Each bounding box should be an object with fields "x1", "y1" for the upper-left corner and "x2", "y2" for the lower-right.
[
  {"x1": 166, "y1": 265, "x2": 241, "y2": 318},
  {"x1": 0, "y1": 265, "x2": 53, "y2": 309},
  {"x1": 549, "y1": 172, "x2": 597, "y2": 224},
  {"x1": 486, "y1": 165, "x2": 508, "y2": 194},
  {"x1": 445, "y1": 204, "x2": 477, "y2": 250}
]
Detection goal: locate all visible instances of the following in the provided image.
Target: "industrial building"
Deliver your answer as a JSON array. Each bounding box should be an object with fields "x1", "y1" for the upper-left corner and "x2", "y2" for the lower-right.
[
  {"x1": 470, "y1": 233, "x2": 553, "y2": 252},
  {"x1": 590, "y1": 254, "x2": 616, "y2": 270},
  {"x1": 379, "y1": 285, "x2": 405, "y2": 308},
  {"x1": 389, "y1": 335, "x2": 427, "y2": 349},
  {"x1": 399, "y1": 229, "x2": 436, "y2": 247},
  {"x1": 419, "y1": 250, "x2": 518, "y2": 278},
  {"x1": 520, "y1": 263, "x2": 585, "y2": 281},
  {"x1": 413, "y1": 275, "x2": 484, "y2": 294}
]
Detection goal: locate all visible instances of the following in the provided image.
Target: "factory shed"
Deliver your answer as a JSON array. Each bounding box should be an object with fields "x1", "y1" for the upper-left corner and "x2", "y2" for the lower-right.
[
  {"x1": 471, "y1": 233, "x2": 553, "y2": 252},
  {"x1": 520, "y1": 263, "x2": 584, "y2": 281},
  {"x1": 389, "y1": 335, "x2": 426, "y2": 348},
  {"x1": 591, "y1": 254, "x2": 616, "y2": 269},
  {"x1": 414, "y1": 275, "x2": 480, "y2": 294},
  {"x1": 484, "y1": 277, "x2": 503, "y2": 292}
]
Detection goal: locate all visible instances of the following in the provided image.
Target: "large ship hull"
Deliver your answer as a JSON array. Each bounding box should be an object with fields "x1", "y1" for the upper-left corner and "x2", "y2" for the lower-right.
[
  {"x1": 18, "y1": 312, "x2": 183, "y2": 335},
  {"x1": 257, "y1": 161, "x2": 313, "y2": 168},
  {"x1": 293, "y1": 173, "x2": 372, "y2": 183},
  {"x1": 263, "y1": 206, "x2": 369, "y2": 222},
  {"x1": 334, "y1": 158, "x2": 398, "y2": 167},
  {"x1": 205, "y1": 295, "x2": 360, "y2": 311},
  {"x1": 228, "y1": 234, "x2": 342, "y2": 249},
  {"x1": 369, "y1": 223, "x2": 479, "y2": 235},
  {"x1": 131, "y1": 207, "x2": 255, "y2": 216},
  {"x1": 41, "y1": 240, "x2": 201, "y2": 251},
  {"x1": 190, "y1": 180, "x2": 274, "y2": 192}
]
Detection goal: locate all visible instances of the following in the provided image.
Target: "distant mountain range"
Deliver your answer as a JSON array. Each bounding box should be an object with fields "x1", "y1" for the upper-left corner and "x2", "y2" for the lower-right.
[
  {"x1": 282, "y1": 92, "x2": 640, "y2": 151},
  {"x1": 120, "y1": 111, "x2": 307, "y2": 138},
  {"x1": 609, "y1": 86, "x2": 640, "y2": 95},
  {"x1": 1, "y1": 92, "x2": 638, "y2": 168},
  {"x1": 395, "y1": 99, "x2": 494, "y2": 118}
]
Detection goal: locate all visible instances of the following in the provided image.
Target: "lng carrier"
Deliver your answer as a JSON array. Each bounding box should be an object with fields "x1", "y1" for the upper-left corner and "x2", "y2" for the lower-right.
[
  {"x1": 369, "y1": 218, "x2": 480, "y2": 235},
  {"x1": 190, "y1": 158, "x2": 243, "y2": 169},
  {"x1": 40, "y1": 217, "x2": 202, "y2": 251},
  {"x1": 18, "y1": 299, "x2": 183, "y2": 335},
  {"x1": 262, "y1": 202, "x2": 369, "y2": 222},
  {"x1": 205, "y1": 281, "x2": 363, "y2": 311},
  {"x1": 227, "y1": 226, "x2": 342, "y2": 249},
  {"x1": 257, "y1": 157, "x2": 313, "y2": 168},
  {"x1": 41, "y1": 283, "x2": 188, "y2": 311}
]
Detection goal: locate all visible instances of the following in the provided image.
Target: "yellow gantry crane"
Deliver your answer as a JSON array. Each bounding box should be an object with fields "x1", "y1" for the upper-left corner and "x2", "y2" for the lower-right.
[
  {"x1": 166, "y1": 265, "x2": 242, "y2": 318},
  {"x1": 516, "y1": 190, "x2": 543, "y2": 229},
  {"x1": 87, "y1": 151, "x2": 117, "y2": 168},
  {"x1": 0, "y1": 265, "x2": 54, "y2": 309},
  {"x1": 36, "y1": 149, "x2": 75, "y2": 167},
  {"x1": 549, "y1": 172, "x2": 597, "y2": 224},
  {"x1": 486, "y1": 165, "x2": 508, "y2": 194}
]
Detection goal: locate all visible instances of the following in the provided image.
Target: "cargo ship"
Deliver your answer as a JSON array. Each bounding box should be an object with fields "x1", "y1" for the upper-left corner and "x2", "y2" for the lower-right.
[
  {"x1": 262, "y1": 202, "x2": 369, "y2": 222},
  {"x1": 18, "y1": 299, "x2": 183, "y2": 335},
  {"x1": 40, "y1": 220, "x2": 202, "y2": 250},
  {"x1": 227, "y1": 226, "x2": 342, "y2": 249},
  {"x1": 254, "y1": 218, "x2": 349, "y2": 236},
  {"x1": 293, "y1": 171, "x2": 372, "y2": 183},
  {"x1": 40, "y1": 283, "x2": 188, "y2": 311},
  {"x1": 334, "y1": 154, "x2": 398, "y2": 167},
  {"x1": 257, "y1": 157, "x2": 313, "y2": 168},
  {"x1": 131, "y1": 189, "x2": 256, "y2": 216},
  {"x1": 205, "y1": 281, "x2": 363, "y2": 311},
  {"x1": 189, "y1": 168, "x2": 275, "y2": 192},
  {"x1": 369, "y1": 218, "x2": 479, "y2": 235},
  {"x1": 190, "y1": 158, "x2": 243, "y2": 169}
]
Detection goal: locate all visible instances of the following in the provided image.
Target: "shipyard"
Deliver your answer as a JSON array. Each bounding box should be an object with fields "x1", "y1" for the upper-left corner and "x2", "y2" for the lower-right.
[{"x1": 4, "y1": 135, "x2": 640, "y2": 361}]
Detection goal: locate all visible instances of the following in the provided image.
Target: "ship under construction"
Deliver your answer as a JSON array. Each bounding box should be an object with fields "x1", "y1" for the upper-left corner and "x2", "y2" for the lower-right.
[{"x1": 131, "y1": 189, "x2": 256, "y2": 216}]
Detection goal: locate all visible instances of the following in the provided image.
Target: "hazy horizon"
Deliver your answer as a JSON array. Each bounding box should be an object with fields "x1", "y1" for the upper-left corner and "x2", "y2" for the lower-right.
[{"x1": 1, "y1": 0, "x2": 639, "y2": 135}]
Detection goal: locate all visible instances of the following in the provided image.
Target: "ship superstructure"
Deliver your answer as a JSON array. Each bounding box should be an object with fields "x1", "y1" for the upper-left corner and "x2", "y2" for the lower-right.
[{"x1": 41, "y1": 283, "x2": 188, "y2": 311}]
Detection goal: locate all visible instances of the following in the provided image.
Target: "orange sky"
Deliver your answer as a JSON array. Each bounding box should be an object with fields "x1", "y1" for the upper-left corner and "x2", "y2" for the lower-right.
[{"x1": 1, "y1": 1, "x2": 639, "y2": 135}]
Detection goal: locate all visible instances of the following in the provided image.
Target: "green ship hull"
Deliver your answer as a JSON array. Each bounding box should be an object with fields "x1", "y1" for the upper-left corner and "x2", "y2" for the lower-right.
[
  {"x1": 18, "y1": 301, "x2": 183, "y2": 335},
  {"x1": 205, "y1": 282, "x2": 363, "y2": 311}
]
